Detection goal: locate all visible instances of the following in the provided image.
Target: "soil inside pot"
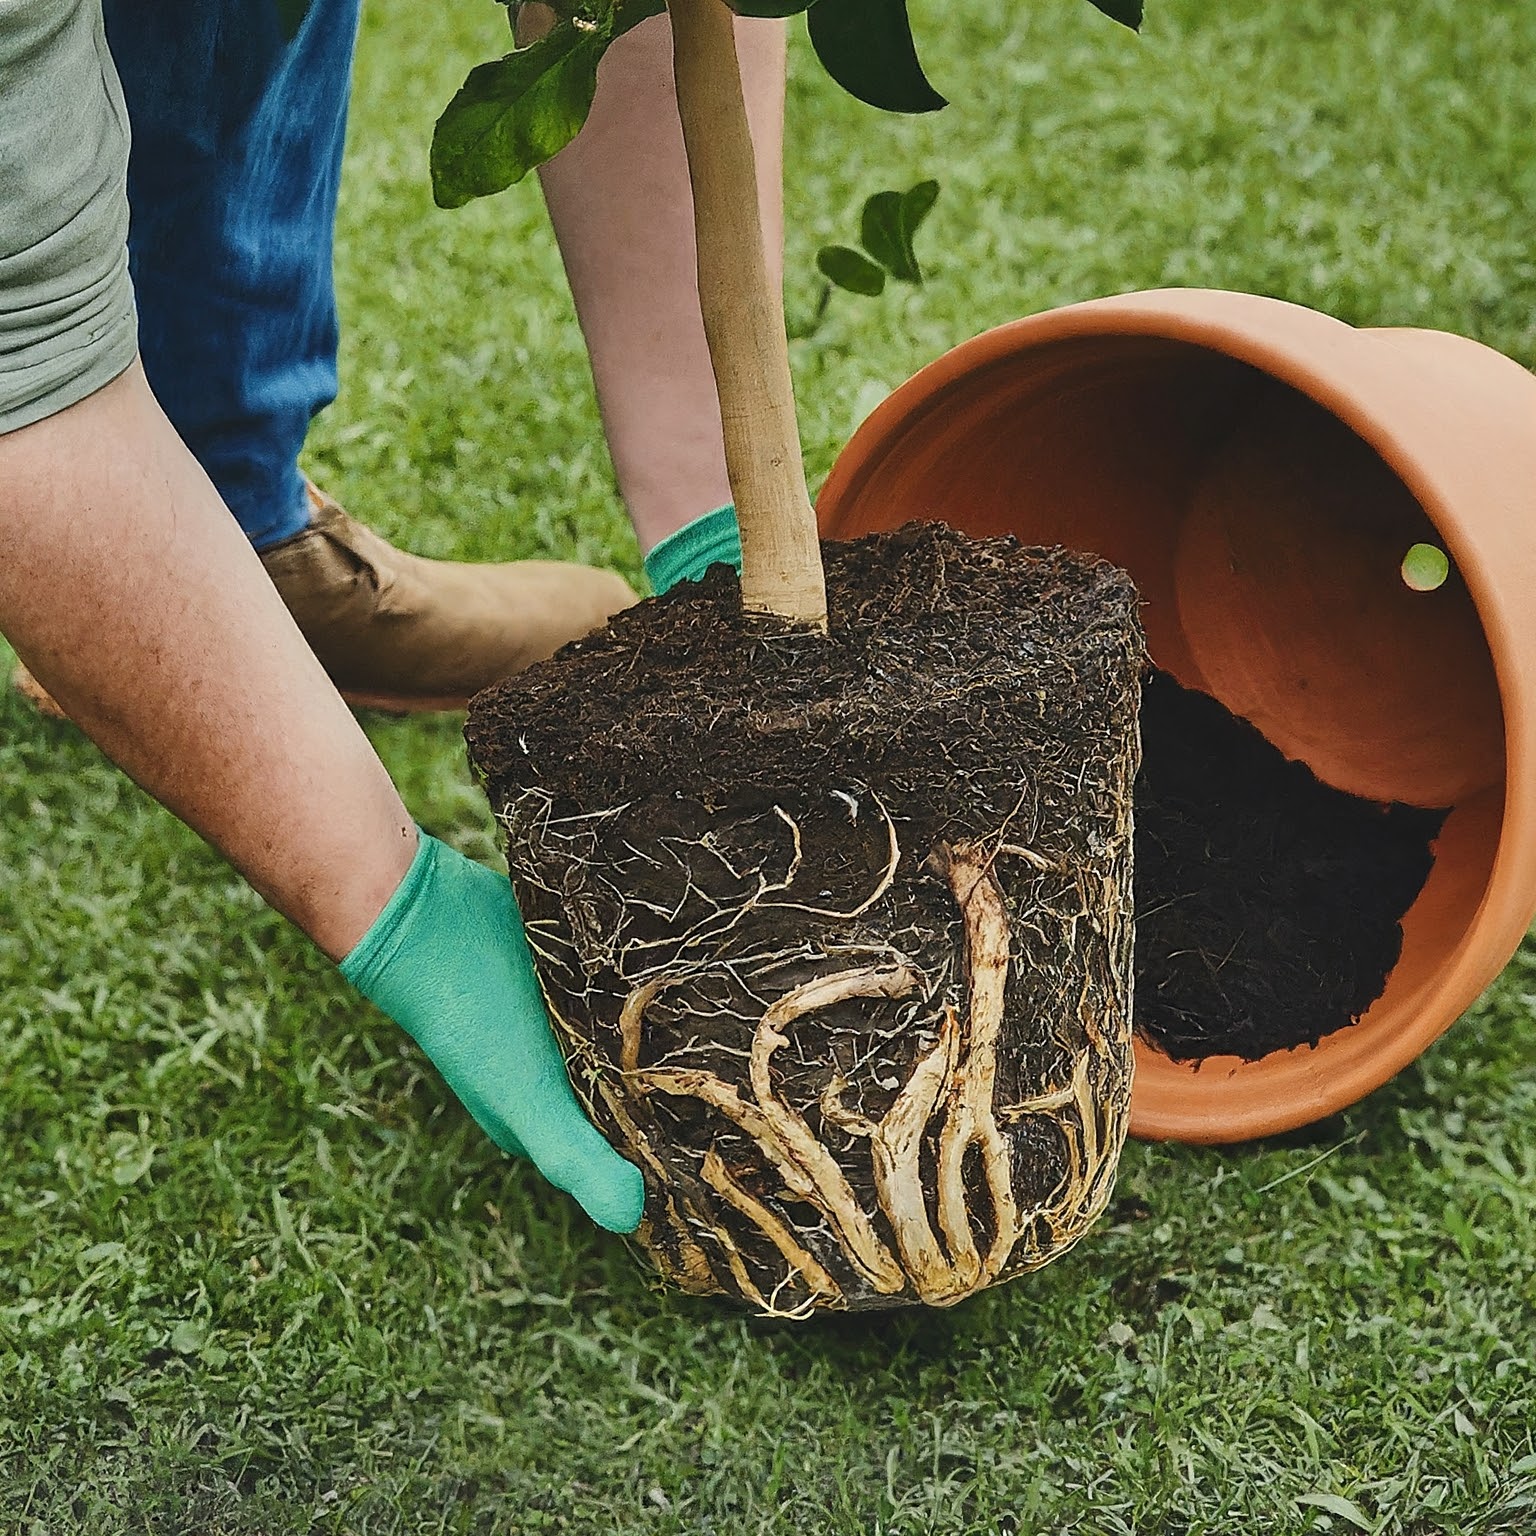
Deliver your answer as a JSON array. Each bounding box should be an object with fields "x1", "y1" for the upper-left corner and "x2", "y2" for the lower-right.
[
  {"x1": 466, "y1": 523, "x2": 1144, "y2": 1313},
  {"x1": 1133, "y1": 671, "x2": 1448, "y2": 1065}
]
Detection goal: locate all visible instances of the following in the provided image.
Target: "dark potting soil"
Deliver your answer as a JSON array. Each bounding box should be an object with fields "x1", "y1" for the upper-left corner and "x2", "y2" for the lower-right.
[
  {"x1": 466, "y1": 523, "x2": 1145, "y2": 1312},
  {"x1": 1133, "y1": 671, "x2": 1448, "y2": 1064}
]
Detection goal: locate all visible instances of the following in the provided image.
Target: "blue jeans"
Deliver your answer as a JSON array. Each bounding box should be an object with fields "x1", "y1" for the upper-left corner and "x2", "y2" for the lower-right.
[{"x1": 103, "y1": 0, "x2": 360, "y2": 549}]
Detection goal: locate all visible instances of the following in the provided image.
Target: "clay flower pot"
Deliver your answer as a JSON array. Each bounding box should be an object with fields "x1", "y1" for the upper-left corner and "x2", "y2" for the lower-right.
[{"x1": 818, "y1": 287, "x2": 1536, "y2": 1143}]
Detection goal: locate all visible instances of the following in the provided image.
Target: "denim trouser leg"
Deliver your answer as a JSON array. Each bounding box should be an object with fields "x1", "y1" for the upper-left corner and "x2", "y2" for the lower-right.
[{"x1": 103, "y1": 0, "x2": 361, "y2": 549}]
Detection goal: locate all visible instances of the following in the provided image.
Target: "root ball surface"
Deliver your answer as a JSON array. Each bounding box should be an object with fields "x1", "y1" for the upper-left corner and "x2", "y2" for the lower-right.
[{"x1": 467, "y1": 524, "x2": 1145, "y2": 1314}]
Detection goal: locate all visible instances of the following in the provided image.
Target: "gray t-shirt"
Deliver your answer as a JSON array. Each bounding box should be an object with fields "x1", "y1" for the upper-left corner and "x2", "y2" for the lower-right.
[{"x1": 0, "y1": 0, "x2": 137, "y2": 433}]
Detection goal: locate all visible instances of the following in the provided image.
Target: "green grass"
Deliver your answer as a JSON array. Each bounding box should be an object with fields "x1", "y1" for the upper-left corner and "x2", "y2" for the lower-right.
[{"x1": 4, "y1": 0, "x2": 1536, "y2": 1529}]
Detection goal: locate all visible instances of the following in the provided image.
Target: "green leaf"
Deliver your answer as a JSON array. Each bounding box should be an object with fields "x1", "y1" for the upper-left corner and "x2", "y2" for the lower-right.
[
  {"x1": 1443, "y1": 1200, "x2": 1476, "y2": 1260},
  {"x1": 861, "y1": 192, "x2": 909, "y2": 279},
  {"x1": 78, "y1": 1241, "x2": 127, "y2": 1272},
  {"x1": 860, "y1": 178, "x2": 939, "y2": 281},
  {"x1": 807, "y1": 0, "x2": 946, "y2": 114},
  {"x1": 901, "y1": 176, "x2": 940, "y2": 234},
  {"x1": 1086, "y1": 0, "x2": 1144, "y2": 29},
  {"x1": 1296, "y1": 1493, "x2": 1373, "y2": 1532},
  {"x1": 275, "y1": 0, "x2": 310, "y2": 41},
  {"x1": 431, "y1": 23, "x2": 609, "y2": 210},
  {"x1": 817, "y1": 245, "x2": 887, "y2": 296}
]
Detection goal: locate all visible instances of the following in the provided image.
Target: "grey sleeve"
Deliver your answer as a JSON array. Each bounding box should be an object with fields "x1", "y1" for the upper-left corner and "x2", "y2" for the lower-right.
[{"x1": 0, "y1": 0, "x2": 137, "y2": 435}]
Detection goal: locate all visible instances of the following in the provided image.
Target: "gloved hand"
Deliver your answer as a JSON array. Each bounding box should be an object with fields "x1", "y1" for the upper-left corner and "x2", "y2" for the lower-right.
[
  {"x1": 341, "y1": 831, "x2": 645, "y2": 1234},
  {"x1": 643, "y1": 504, "x2": 743, "y2": 596}
]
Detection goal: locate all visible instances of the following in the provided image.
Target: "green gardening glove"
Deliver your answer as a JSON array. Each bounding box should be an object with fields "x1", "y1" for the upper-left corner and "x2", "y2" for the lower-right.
[
  {"x1": 341, "y1": 831, "x2": 645, "y2": 1233},
  {"x1": 643, "y1": 504, "x2": 743, "y2": 596}
]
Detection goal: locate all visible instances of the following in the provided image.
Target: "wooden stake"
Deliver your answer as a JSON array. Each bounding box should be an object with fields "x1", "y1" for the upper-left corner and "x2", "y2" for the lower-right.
[{"x1": 668, "y1": 0, "x2": 828, "y2": 631}]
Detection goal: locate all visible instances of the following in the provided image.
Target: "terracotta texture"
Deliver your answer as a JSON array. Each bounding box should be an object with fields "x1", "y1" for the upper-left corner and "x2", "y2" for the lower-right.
[{"x1": 817, "y1": 288, "x2": 1536, "y2": 1143}]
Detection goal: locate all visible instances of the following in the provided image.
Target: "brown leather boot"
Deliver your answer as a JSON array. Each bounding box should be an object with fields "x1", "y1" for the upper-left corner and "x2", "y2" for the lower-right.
[
  {"x1": 261, "y1": 485, "x2": 634, "y2": 710},
  {"x1": 11, "y1": 483, "x2": 635, "y2": 718}
]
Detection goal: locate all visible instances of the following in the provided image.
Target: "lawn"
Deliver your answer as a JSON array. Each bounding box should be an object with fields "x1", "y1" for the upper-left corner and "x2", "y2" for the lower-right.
[{"x1": 3, "y1": 0, "x2": 1535, "y2": 1530}]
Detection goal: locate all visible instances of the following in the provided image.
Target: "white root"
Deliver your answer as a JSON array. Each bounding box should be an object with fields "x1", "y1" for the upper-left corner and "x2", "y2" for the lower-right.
[
  {"x1": 866, "y1": 1005, "x2": 962, "y2": 1302},
  {"x1": 579, "y1": 806, "x2": 1129, "y2": 1314},
  {"x1": 636, "y1": 966, "x2": 920, "y2": 1297},
  {"x1": 701, "y1": 1147, "x2": 841, "y2": 1307}
]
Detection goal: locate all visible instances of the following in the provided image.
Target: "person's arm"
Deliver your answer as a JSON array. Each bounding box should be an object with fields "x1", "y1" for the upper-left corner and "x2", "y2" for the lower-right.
[
  {"x1": 0, "y1": 362, "x2": 414, "y2": 955},
  {"x1": 0, "y1": 364, "x2": 643, "y2": 1232},
  {"x1": 523, "y1": 5, "x2": 786, "y2": 555}
]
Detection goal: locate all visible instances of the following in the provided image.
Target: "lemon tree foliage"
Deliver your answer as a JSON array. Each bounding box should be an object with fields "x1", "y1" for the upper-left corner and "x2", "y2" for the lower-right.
[
  {"x1": 817, "y1": 179, "x2": 940, "y2": 297},
  {"x1": 858, "y1": 178, "x2": 938, "y2": 282},
  {"x1": 431, "y1": 0, "x2": 1142, "y2": 209}
]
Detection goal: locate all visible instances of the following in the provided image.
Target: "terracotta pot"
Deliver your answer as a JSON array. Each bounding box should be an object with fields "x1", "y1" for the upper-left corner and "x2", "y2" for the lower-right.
[{"x1": 817, "y1": 287, "x2": 1536, "y2": 1143}]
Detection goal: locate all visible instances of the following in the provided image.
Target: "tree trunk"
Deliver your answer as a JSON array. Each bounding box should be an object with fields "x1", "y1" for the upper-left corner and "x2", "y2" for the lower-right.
[{"x1": 667, "y1": 0, "x2": 826, "y2": 630}]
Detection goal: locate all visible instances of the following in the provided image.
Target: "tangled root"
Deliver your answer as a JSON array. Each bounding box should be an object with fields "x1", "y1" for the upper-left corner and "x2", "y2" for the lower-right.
[
  {"x1": 520, "y1": 792, "x2": 1133, "y2": 1318},
  {"x1": 469, "y1": 529, "x2": 1145, "y2": 1316}
]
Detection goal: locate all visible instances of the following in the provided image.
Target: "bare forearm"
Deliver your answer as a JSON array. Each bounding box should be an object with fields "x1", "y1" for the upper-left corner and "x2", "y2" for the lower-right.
[
  {"x1": 0, "y1": 364, "x2": 414, "y2": 959},
  {"x1": 528, "y1": 6, "x2": 787, "y2": 553}
]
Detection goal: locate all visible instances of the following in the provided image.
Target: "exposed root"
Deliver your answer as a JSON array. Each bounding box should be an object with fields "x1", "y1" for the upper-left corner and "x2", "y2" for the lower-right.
[
  {"x1": 866, "y1": 1004, "x2": 961, "y2": 1301},
  {"x1": 595, "y1": 1078, "x2": 720, "y2": 1294},
  {"x1": 933, "y1": 843, "x2": 1023, "y2": 1297},
  {"x1": 473, "y1": 527, "x2": 1144, "y2": 1317},
  {"x1": 608, "y1": 830, "x2": 1130, "y2": 1313},
  {"x1": 635, "y1": 965, "x2": 918, "y2": 1297},
  {"x1": 997, "y1": 842, "x2": 1065, "y2": 874},
  {"x1": 505, "y1": 759, "x2": 1131, "y2": 1316},
  {"x1": 761, "y1": 793, "x2": 902, "y2": 921},
  {"x1": 701, "y1": 1147, "x2": 841, "y2": 1308},
  {"x1": 619, "y1": 978, "x2": 667, "y2": 1073}
]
